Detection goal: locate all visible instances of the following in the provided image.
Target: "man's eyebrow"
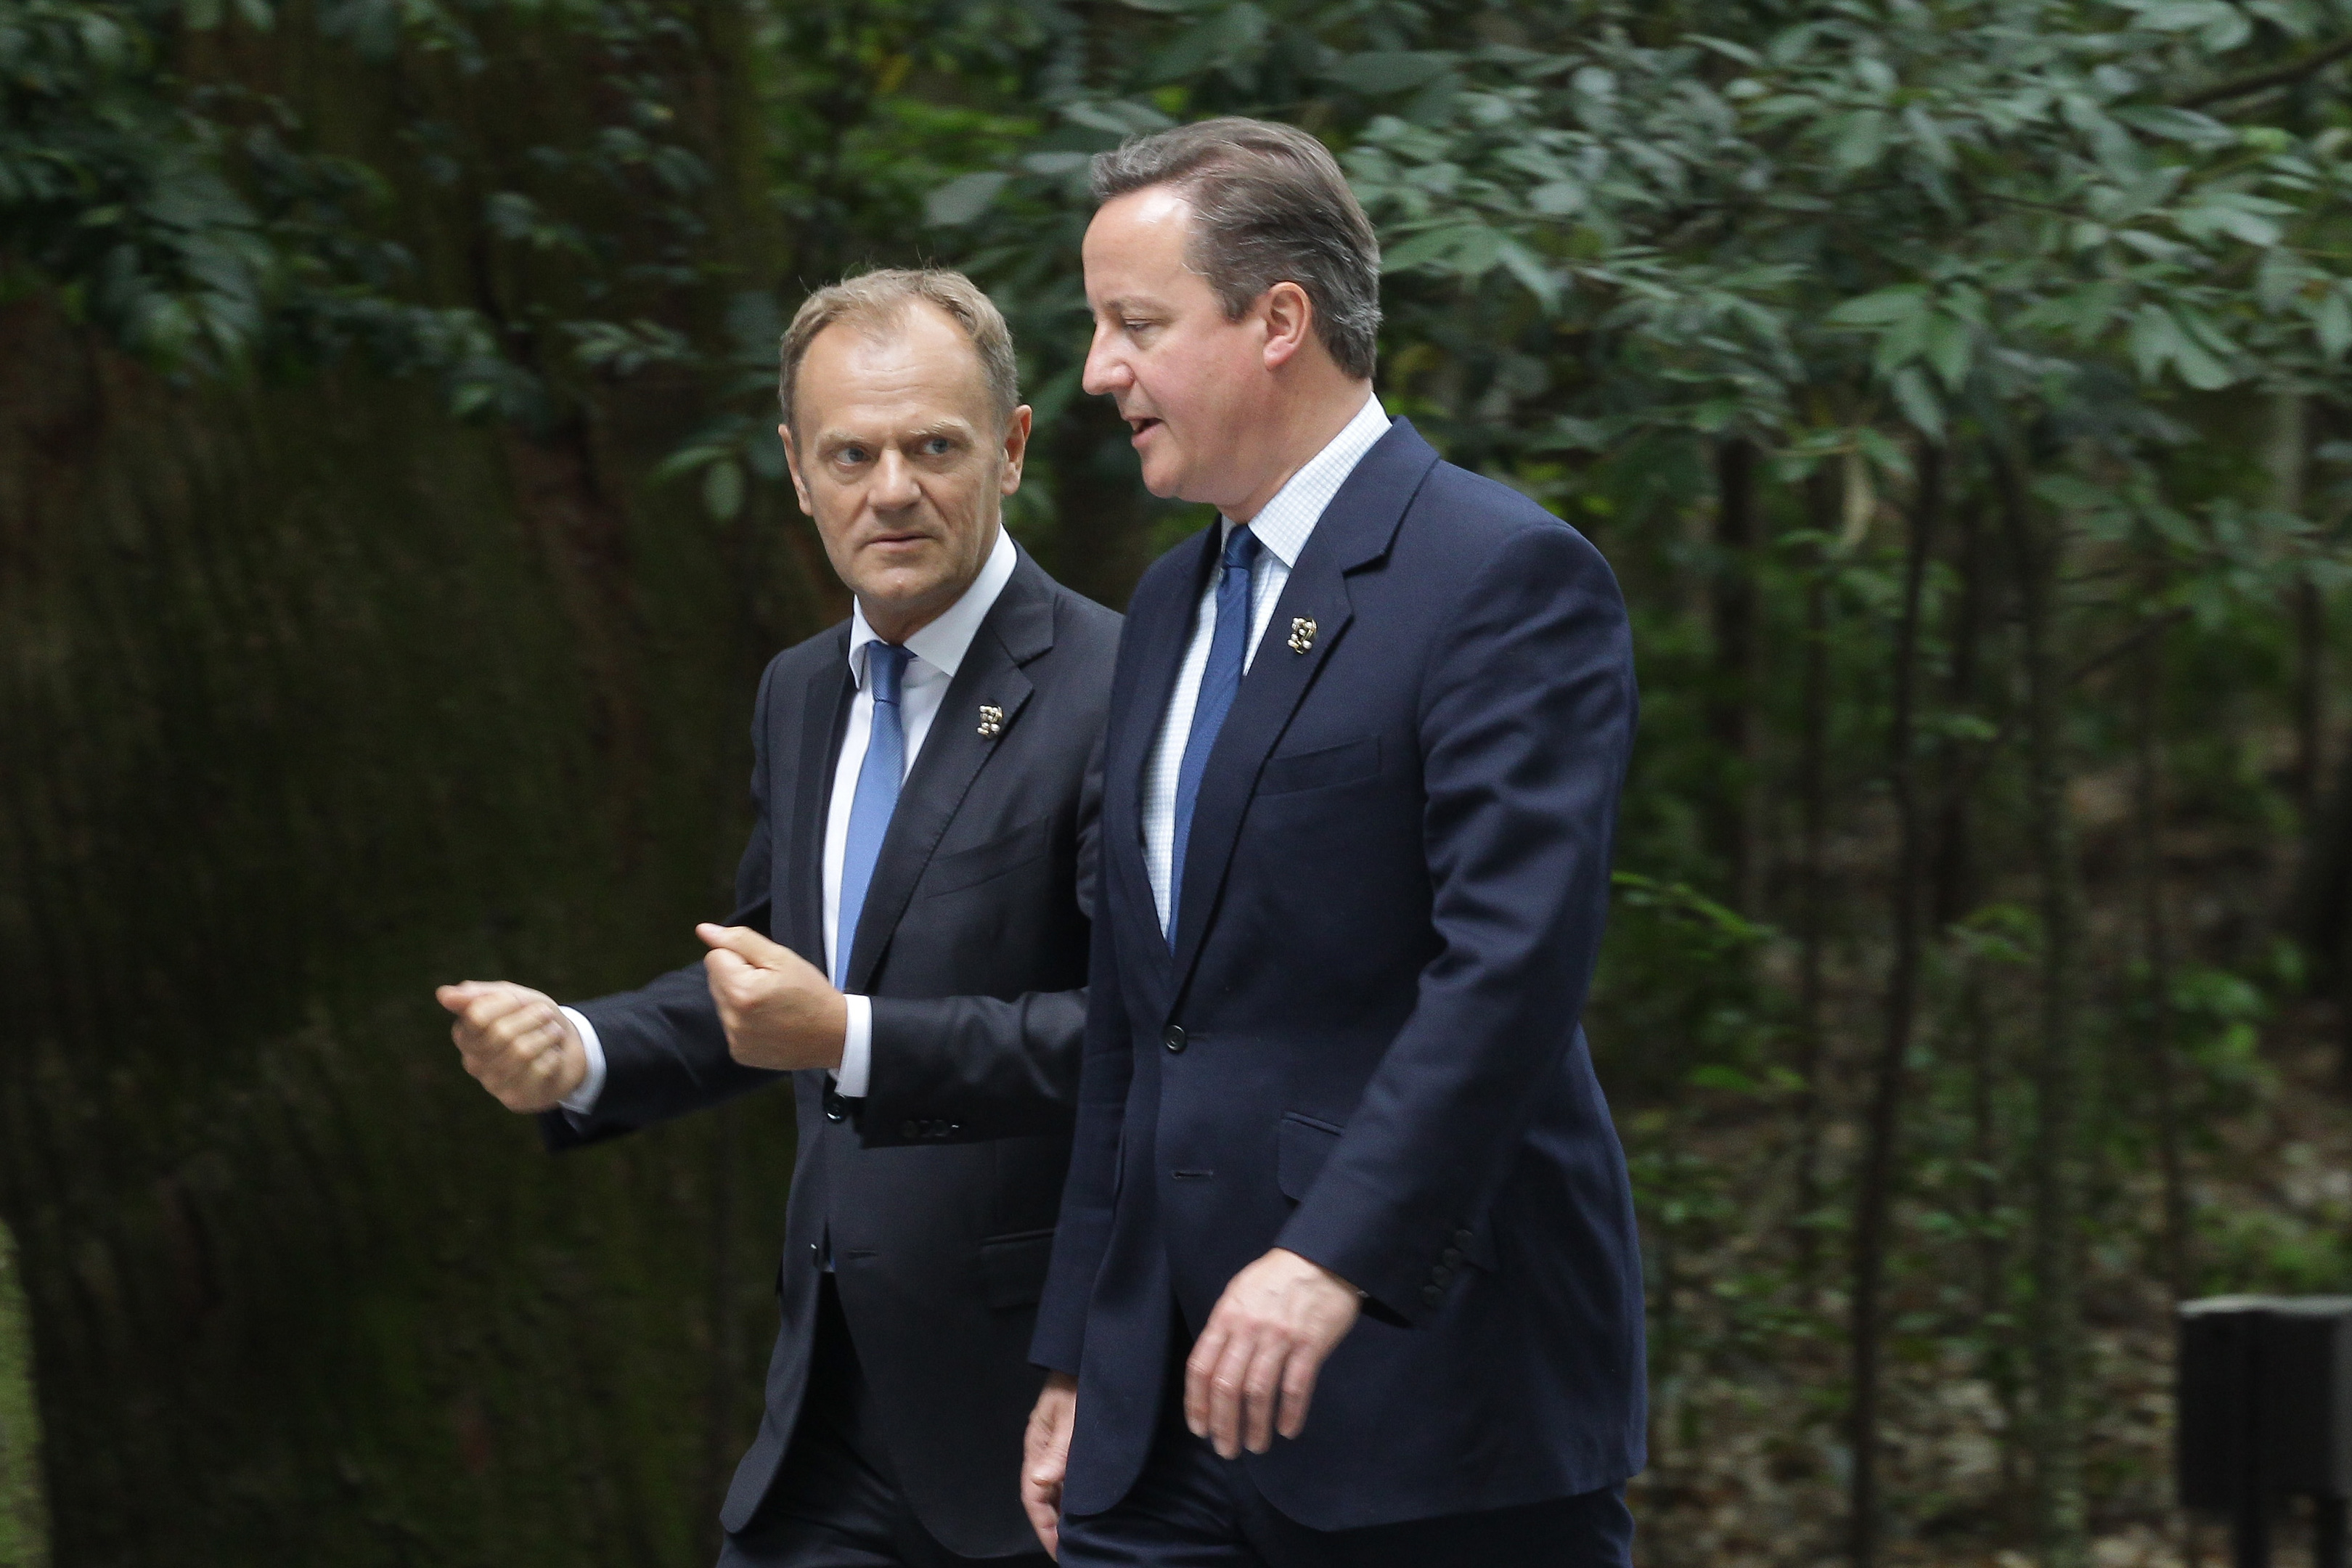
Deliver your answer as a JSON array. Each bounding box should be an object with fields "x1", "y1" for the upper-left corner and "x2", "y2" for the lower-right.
[{"x1": 904, "y1": 419, "x2": 976, "y2": 441}]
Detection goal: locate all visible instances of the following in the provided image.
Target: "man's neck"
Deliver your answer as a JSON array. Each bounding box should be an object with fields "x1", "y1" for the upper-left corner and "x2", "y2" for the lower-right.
[{"x1": 1222, "y1": 377, "x2": 1375, "y2": 525}]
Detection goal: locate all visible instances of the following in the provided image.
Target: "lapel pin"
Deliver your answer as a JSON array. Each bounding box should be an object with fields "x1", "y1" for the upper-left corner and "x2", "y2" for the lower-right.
[
  {"x1": 1287, "y1": 616, "x2": 1318, "y2": 655},
  {"x1": 976, "y1": 703, "x2": 1005, "y2": 739}
]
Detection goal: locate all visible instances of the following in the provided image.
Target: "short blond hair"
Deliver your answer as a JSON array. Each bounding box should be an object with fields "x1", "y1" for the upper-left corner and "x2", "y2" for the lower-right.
[{"x1": 777, "y1": 268, "x2": 1020, "y2": 438}]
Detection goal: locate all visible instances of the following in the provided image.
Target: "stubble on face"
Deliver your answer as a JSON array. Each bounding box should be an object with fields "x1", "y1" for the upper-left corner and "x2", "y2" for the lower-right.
[{"x1": 784, "y1": 302, "x2": 1021, "y2": 643}]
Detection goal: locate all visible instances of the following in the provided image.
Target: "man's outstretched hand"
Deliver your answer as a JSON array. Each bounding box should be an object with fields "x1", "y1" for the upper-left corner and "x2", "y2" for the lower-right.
[
  {"x1": 436, "y1": 981, "x2": 587, "y2": 1113},
  {"x1": 697, "y1": 924, "x2": 849, "y2": 1071},
  {"x1": 1186, "y1": 1248, "x2": 1361, "y2": 1460},
  {"x1": 1022, "y1": 1370, "x2": 1077, "y2": 1559}
]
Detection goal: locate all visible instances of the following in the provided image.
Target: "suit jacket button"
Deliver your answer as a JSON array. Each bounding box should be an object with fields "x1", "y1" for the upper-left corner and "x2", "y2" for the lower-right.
[
  {"x1": 901, "y1": 1119, "x2": 920, "y2": 1138},
  {"x1": 1421, "y1": 1283, "x2": 1444, "y2": 1305},
  {"x1": 949, "y1": 1122, "x2": 963, "y2": 1133},
  {"x1": 1453, "y1": 1228, "x2": 1475, "y2": 1248},
  {"x1": 1429, "y1": 1265, "x2": 1450, "y2": 1284},
  {"x1": 825, "y1": 1106, "x2": 845, "y2": 1124},
  {"x1": 1441, "y1": 1248, "x2": 1463, "y2": 1267},
  {"x1": 1163, "y1": 1026, "x2": 1187, "y2": 1053},
  {"x1": 809, "y1": 1243, "x2": 820, "y2": 1262}
]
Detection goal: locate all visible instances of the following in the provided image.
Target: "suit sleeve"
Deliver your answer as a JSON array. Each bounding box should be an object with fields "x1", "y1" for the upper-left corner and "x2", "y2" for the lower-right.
[
  {"x1": 853, "y1": 730, "x2": 1103, "y2": 1145},
  {"x1": 538, "y1": 661, "x2": 789, "y2": 1151},
  {"x1": 1029, "y1": 748, "x2": 1134, "y2": 1373},
  {"x1": 1273, "y1": 521, "x2": 1636, "y2": 1325}
]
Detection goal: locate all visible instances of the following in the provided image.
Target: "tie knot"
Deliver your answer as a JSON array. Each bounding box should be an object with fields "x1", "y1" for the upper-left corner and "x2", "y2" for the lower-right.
[
  {"x1": 1222, "y1": 525, "x2": 1260, "y2": 573},
  {"x1": 867, "y1": 642, "x2": 910, "y2": 704}
]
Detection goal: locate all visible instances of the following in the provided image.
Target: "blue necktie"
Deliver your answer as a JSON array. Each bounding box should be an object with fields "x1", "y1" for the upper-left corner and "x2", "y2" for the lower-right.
[
  {"x1": 836, "y1": 641, "x2": 910, "y2": 989},
  {"x1": 1167, "y1": 525, "x2": 1260, "y2": 937}
]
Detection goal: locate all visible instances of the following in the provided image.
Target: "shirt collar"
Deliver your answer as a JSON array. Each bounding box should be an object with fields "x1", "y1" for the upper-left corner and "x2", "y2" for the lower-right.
[
  {"x1": 1221, "y1": 389, "x2": 1392, "y2": 568},
  {"x1": 847, "y1": 523, "x2": 1018, "y2": 686}
]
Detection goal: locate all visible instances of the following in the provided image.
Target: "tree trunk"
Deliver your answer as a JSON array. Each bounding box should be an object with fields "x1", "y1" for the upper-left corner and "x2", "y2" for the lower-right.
[
  {"x1": 1994, "y1": 447, "x2": 2090, "y2": 1568},
  {"x1": 0, "y1": 316, "x2": 807, "y2": 1568},
  {"x1": 1934, "y1": 495, "x2": 1988, "y2": 928},
  {"x1": 1709, "y1": 437, "x2": 1761, "y2": 912},
  {"x1": 1794, "y1": 465, "x2": 1837, "y2": 1284},
  {"x1": 2133, "y1": 619, "x2": 2192, "y2": 1302},
  {"x1": 1849, "y1": 444, "x2": 1941, "y2": 1568},
  {"x1": 2271, "y1": 393, "x2": 2320, "y2": 817},
  {"x1": 0, "y1": 1219, "x2": 47, "y2": 1568}
]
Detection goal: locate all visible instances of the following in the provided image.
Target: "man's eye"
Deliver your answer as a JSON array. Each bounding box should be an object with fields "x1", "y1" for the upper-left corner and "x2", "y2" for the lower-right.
[
  {"x1": 922, "y1": 437, "x2": 953, "y2": 456},
  {"x1": 836, "y1": 446, "x2": 867, "y2": 465},
  {"x1": 1124, "y1": 320, "x2": 1153, "y2": 335}
]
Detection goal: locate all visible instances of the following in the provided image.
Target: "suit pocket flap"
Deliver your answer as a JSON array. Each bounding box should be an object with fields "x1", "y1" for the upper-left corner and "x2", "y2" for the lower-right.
[
  {"x1": 1257, "y1": 736, "x2": 1380, "y2": 796},
  {"x1": 922, "y1": 814, "x2": 1054, "y2": 899},
  {"x1": 1275, "y1": 1112, "x2": 1344, "y2": 1201},
  {"x1": 978, "y1": 1227, "x2": 1057, "y2": 1311}
]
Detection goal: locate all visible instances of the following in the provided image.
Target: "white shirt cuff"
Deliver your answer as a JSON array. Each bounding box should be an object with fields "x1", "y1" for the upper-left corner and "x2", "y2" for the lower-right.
[
  {"x1": 832, "y1": 994, "x2": 873, "y2": 1098},
  {"x1": 558, "y1": 1006, "x2": 608, "y2": 1116}
]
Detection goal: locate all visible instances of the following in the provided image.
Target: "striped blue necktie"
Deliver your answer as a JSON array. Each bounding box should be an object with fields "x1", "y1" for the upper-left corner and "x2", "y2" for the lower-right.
[
  {"x1": 836, "y1": 641, "x2": 909, "y2": 989},
  {"x1": 1167, "y1": 525, "x2": 1259, "y2": 937}
]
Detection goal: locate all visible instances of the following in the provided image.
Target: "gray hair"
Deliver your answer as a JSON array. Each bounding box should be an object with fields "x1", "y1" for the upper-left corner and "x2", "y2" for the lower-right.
[
  {"x1": 777, "y1": 268, "x2": 1020, "y2": 437},
  {"x1": 1090, "y1": 118, "x2": 1381, "y2": 380}
]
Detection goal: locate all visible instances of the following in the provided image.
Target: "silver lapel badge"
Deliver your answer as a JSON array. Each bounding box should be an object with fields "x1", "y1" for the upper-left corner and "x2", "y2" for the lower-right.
[
  {"x1": 976, "y1": 703, "x2": 1005, "y2": 738},
  {"x1": 1288, "y1": 616, "x2": 1318, "y2": 655}
]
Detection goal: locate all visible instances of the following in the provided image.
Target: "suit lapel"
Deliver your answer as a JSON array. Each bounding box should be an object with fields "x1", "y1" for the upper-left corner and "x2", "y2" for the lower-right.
[
  {"x1": 841, "y1": 555, "x2": 1056, "y2": 994},
  {"x1": 784, "y1": 631, "x2": 853, "y2": 960},
  {"x1": 1168, "y1": 420, "x2": 1443, "y2": 996}
]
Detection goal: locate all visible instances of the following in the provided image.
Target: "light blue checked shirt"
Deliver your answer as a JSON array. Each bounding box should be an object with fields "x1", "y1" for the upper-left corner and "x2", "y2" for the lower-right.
[{"x1": 1142, "y1": 391, "x2": 1391, "y2": 932}]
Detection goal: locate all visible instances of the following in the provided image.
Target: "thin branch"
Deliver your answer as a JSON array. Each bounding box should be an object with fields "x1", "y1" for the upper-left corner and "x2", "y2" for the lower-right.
[
  {"x1": 2174, "y1": 33, "x2": 2352, "y2": 110},
  {"x1": 2068, "y1": 607, "x2": 2192, "y2": 685}
]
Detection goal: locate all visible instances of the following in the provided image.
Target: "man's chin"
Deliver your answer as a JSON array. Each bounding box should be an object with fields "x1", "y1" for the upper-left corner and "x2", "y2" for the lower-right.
[{"x1": 1138, "y1": 454, "x2": 1193, "y2": 502}]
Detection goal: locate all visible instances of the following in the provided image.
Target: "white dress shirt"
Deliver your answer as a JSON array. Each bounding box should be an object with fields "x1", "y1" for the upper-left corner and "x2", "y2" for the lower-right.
[
  {"x1": 562, "y1": 524, "x2": 1020, "y2": 1112},
  {"x1": 1141, "y1": 391, "x2": 1391, "y2": 931}
]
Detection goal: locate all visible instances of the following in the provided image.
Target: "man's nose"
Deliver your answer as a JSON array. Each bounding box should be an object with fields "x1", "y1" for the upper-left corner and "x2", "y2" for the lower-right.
[
  {"x1": 1081, "y1": 327, "x2": 1129, "y2": 397},
  {"x1": 870, "y1": 449, "x2": 920, "y2": 510}
]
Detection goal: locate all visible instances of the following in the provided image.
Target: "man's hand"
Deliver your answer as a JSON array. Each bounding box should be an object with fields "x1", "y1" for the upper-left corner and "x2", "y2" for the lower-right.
[
  {"x1": 1186, "y1": 1247, "x2": 1360, "y2": 1459},
  {"x1": 436, "y1": 981, "x2": 587, "y2": 1113},
  {"x1": 697, "y1": 923, "x2": 849, "y2": 1071},
  {"x1": 1022, "y1": 1371, "x2": 1077, "y2": 1559}
]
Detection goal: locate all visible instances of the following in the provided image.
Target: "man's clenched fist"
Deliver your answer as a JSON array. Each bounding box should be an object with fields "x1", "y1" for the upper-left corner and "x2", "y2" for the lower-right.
[
  {"x1": 697, "y1": 923, "x2": 848, "y2": 1070},
  {"x1": 436, "y1": 981, "x2": 587, "y2": 1113}
]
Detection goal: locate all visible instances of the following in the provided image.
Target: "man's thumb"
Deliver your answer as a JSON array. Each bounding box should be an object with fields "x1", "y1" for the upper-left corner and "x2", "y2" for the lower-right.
[
  {"x1": 697, "y1": 923, "x2": 781, "y2": 965},
  {"x1": 436, "y1": 982, "x2": 491, "y2": 1013}
]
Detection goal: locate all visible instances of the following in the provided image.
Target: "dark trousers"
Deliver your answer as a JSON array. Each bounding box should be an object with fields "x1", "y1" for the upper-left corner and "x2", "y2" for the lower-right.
[
  {"x1": 1056, "y1": 1356, "x2": 1634, "y2": 1568},
  {"x1": 718, "y1": 1275, "x2": 1054, "y2": 1568}
]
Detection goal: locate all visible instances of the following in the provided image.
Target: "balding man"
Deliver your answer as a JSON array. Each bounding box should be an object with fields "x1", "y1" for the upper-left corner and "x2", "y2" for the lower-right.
[{"x1": 438, "y1": 269, "x2": 1119, "y2": 1568}]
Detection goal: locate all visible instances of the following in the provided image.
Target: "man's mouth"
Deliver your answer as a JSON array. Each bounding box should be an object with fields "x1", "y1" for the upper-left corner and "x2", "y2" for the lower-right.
[{"x1": 1127, "y1": 415, "x2": 1163, "y2": 442}]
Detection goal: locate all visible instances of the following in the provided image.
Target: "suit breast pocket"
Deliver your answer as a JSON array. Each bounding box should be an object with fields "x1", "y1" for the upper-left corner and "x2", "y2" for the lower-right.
[
  {"x1": 921, "y1": 813, "x2": 1055, "y2": 900},
  {"x1": 1257, "y1": 736, "x2": 1381, "y2": 797},
  {"x1": 977, "y1": 1227, "x2": 1058, "y2": 1311}
]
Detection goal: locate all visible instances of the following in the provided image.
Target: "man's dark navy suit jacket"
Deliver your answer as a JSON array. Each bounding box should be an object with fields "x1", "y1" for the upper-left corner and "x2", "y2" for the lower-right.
[
  {"x1": 544, "y1": 549, "x2": 1121, "y2": 1559},
  {"x1": 1031, "y1": 418, "x2": 1647, "y2": 1532}
]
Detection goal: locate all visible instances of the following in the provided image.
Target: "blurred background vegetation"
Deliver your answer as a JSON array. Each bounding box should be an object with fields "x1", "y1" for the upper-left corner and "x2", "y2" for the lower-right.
[{"x1": 7, "y1": 1, "x2": 2352, "y2": 1564}]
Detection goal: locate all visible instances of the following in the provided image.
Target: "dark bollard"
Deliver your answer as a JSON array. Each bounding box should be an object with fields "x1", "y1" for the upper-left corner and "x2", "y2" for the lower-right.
[{"x1": 2179, "y1": 1297, "x2": 2352, "y2": 1568}]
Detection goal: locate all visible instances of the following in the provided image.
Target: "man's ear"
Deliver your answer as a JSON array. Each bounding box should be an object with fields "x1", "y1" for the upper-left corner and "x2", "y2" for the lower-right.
[
  {"x1": 1261, "y1": 282, "x2": 1314, "y2": 371},
  {"x1": 778, "y1": 423, "x2": 815, "y2": 517},
  {"x1": 1000, "y1": 405, "x2": 1034, "y2": 496}
]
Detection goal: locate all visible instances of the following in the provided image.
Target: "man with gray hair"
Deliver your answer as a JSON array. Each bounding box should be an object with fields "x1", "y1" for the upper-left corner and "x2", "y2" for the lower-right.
[
  {"x1": 436, "y1": 267, "x2": 1121, "y2": 1567},
  {"x1": 1021, "y1": 118, "x2": 1646, "y2": 1565}
]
